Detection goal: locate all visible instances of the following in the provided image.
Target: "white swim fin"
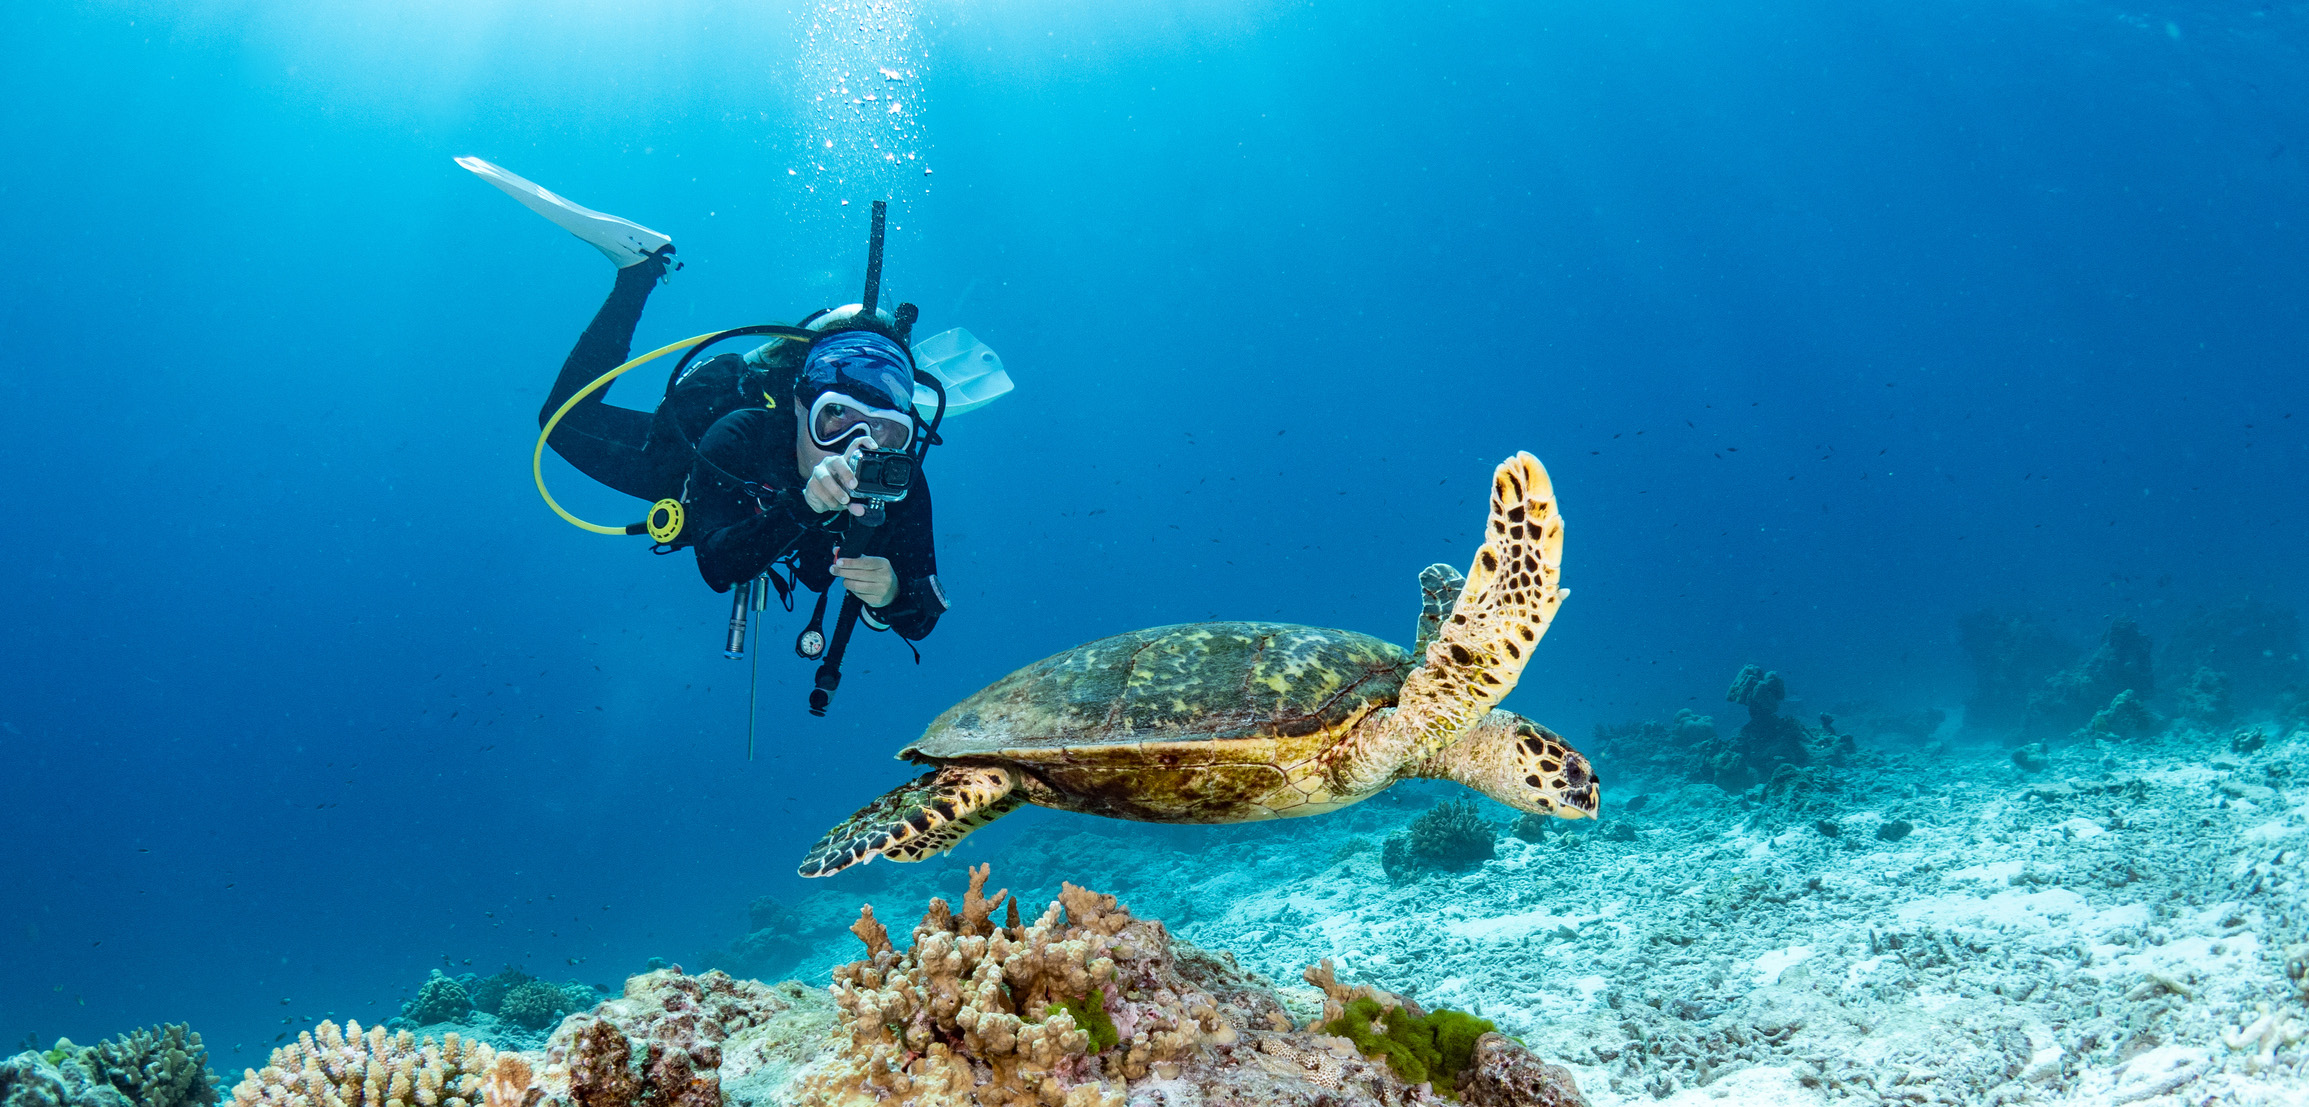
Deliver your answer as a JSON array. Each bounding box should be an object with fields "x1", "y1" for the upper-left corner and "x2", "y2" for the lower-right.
[
  {"x1": 910, "y1": 328, "x2": 1014, "y2": 417},
  {"x1": 455, "y1": 156, "x2": 672, "y2": 268}
]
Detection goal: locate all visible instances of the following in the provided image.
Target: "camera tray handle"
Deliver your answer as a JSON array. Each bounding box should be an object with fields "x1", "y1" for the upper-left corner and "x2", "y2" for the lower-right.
[{"x1": 808, "y1": 515, "x2": 881, "y2": 717}]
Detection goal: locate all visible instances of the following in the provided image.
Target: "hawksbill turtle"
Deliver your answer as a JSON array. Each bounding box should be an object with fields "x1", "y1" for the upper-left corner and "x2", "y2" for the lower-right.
[{"x1": 799, "y1": 451, "x2": 1594, "y2": 876}]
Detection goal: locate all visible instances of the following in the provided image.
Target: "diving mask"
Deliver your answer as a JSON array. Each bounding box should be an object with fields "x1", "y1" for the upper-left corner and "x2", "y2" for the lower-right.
[{"x1": 809, "y1": 391, "x2": 914, "y2": 452}]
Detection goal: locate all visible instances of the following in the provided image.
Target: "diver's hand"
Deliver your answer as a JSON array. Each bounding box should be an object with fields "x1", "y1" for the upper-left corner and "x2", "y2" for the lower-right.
[
  {"x1": 802, "y1": 437, "x2": 875, "y2": 516},
  {"x1": 830, "y1": 550, "x2": 897, "y2": 607}
]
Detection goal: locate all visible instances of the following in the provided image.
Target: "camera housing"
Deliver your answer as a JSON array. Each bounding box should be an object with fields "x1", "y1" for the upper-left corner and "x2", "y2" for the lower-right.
[{"x1": 850, "y1": 448, "x2": 916, "y2": 504}]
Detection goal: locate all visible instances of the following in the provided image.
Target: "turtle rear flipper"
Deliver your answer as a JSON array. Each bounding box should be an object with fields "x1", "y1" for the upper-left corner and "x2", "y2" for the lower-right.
[
  {"x1": 798, "y1": 765, "x2": 1023, "y2": 877},
  {"x1": 1394, "y1": 452, "x2": 1567, "y2": 758}
]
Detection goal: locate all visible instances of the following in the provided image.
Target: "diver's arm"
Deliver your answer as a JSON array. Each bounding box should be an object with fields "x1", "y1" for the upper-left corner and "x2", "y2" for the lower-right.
[
  {"x1": 857, "y1": 476, "x2": 946, "y2": 640},
  {"x1": 686, "y1": 410, "x2": 825, "y2": 592}
]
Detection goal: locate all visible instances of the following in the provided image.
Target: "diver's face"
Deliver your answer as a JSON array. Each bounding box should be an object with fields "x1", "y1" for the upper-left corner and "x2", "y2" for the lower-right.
[{"x1": 795, "y1": 392, "x2": 837, "y2": 478}]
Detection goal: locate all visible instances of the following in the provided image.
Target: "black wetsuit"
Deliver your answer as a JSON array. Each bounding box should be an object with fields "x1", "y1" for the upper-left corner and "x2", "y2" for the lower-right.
[{"x1": 539, "y1": 254, "x2": 946, "y2": 640}]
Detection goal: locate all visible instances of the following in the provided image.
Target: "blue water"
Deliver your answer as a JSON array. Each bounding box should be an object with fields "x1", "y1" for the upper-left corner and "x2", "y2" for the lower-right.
[{"x1": 2, "y1": 0, "x2": 2303, "y2": 1064}]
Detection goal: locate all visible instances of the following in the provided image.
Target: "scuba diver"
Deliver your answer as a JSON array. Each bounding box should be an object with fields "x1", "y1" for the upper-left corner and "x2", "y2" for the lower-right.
[{"x1": 458, "y1": 157, "x2": 1011, "y2": 724}]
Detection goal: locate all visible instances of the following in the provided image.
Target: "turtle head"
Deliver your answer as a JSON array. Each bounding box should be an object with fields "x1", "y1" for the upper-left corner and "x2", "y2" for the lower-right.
[{"x1": 1414, "y1": 710, "x2": 1600, "y2": 820}]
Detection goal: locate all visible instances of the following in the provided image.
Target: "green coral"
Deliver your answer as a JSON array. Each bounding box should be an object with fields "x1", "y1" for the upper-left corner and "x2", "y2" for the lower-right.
[
  {"x1": 1042, "y1": 988, "x2": 1120, "y2": 1053},
  {"x1": 1322, "y1": 997, "x2": 1495, "y2": 1096}
]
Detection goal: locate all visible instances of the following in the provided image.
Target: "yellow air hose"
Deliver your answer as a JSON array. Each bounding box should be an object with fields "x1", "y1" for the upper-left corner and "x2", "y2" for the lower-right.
[{"x1": 533, "y1": 332, "x2": 723, "y2": 536}]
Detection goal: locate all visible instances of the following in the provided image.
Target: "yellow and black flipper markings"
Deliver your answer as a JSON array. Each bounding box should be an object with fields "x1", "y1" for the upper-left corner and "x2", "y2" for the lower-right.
[
  {"x1": 1391, "y1": 452, "x2": 1567, "y2": 761},
  {"x1": 799, "y1": 764, "x2": 1024, "y2": 876}
]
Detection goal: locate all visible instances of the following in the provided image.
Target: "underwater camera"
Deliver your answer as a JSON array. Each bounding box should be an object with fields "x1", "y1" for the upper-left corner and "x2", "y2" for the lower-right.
[{"x1": 849, "y1": 448, "x2": 915, "y2": 526}]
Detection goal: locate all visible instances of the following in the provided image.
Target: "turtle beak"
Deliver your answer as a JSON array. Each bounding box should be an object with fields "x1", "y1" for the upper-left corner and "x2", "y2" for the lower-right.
[{"x1": 1559, "y1": 754, "x2": 1600, "y2": 819}]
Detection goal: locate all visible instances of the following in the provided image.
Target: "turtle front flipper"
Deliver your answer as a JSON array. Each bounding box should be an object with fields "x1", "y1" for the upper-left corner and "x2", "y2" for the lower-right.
[
  {"x1": 1412, "y1": 563, "x2": 1466, "y2": 658},
  {"x1": 798, "y1": 765, "x2": 1023, "y2": 877},
  {"x1": 1394, "y1": 452, "x2": 1567, "y2": 759}
]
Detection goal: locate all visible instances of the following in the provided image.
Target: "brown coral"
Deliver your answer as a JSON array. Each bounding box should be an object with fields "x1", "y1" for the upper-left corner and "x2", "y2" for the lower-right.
[
  {"x1": 229, "y1": 1021, "x2": 492, "y2": 1107},
  {"x1": 480, "y1": 1056, "x2": 542, "y2": 1107},
  {"x1": 1458, "y1": 1034, "x2": 1588, "y2": 1107},
  {"x1": 797, "y1": 867, "x2": 1233, "y2": 1107},
  {"x1": 1302, "y1": 960, "x2": 1401, "y2": 1027},
  {"x1": 534, "y1": 969, "x2": 798, "y2": 1107}
]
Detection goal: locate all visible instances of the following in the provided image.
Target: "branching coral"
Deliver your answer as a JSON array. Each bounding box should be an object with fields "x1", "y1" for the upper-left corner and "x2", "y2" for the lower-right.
[
  {"x1": 79, "y1": 1025, "x2": 218, "y2": 1107},
  {"x1": 797, "y1": 864, "x2": 1233, "y2": 1107},
  {"x1": 2220, "y1": 1003, "x2": 2305, "y2": 1073},
  {"x1": 229, "y1": 1021, "x2": 493, "y2": 1107}
]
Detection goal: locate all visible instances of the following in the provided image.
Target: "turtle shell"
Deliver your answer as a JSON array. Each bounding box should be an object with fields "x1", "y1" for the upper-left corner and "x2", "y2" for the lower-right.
[{"x1": 905, "y1": 622, "x2": 1411, "y2": 819}]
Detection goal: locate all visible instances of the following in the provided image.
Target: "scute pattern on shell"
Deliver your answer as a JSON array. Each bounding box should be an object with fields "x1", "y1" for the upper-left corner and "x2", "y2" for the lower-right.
[{"x1": 908, "y1": 623, "x2": 1412, "y2": 759}]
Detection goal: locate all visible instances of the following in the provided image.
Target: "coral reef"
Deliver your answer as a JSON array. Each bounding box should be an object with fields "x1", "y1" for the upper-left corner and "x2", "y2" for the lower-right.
[
  {"x1": 1958, "y1": 611, "x2": 2078, "y2": 731},
  {"x1": 0, "y1": 1050, "x2": 124, "y2": 1107},
  {"x1": 1458, "y1": 1034, "x2": 1586, "y2": 1107},
  {"x1": 797, "y1": 863, "x2": 1235, "y2": 1105},
  {"x1": 776, "y1": 864, "x2": 1585, "y2": 1106},
  {"x1": 3, "y1": 1027, "x2": 218, "y2": 1107},
  {"x1": 1589, "y1": 691, "x2": 1854, "y2": 800},
  {"x1": 534, "y1": 969, "x2": 793, "y2": 1107},
  {"x1": 2082, "y1": 689, "x2": 2164, "y2": 741},
  {"x1": 467, "y1": 969, "x2": 533, "y2": 1018},
  {"x1": 387, "y1": 970, "x2": 599, "y2": 1052},
  {"x1": 229, "y1": 1021, "x2": 492, "y2": 1107},
  {"x1": 2026, "y1": 617, "x2": 2153, "y2": 738},
  {"x1": 76, "y1": 1026, "x2": 217, "y2": 1107},
  {"x1": 1319, "y1": 997, "x2": 1490, "y2": 1094},
  {"x1": 500, "y1": 983, "x2": 575, "y2": 1032},
  {"x1": 1691, "y1": 665, "x2": 1813, "y2": 790},
  {"x1": 1380, "y1": 800, "x2": 1496, "y2": 884},
  {"x1": 402, "y1": 974, "x2": 473, "y2": 1028},
  {"x1": 1302, "y1": 962, "x2": 1584, "y2": 1103}
]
